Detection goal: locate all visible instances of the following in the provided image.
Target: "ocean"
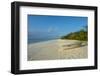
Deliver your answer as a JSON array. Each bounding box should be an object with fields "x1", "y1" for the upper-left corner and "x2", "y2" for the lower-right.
[{"x1": 28, "y1": 38, "x2": 59, "y2": 44}]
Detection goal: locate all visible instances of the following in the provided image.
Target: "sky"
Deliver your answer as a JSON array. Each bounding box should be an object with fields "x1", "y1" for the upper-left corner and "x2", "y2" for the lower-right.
[{"x1": 28, "y1": 15, "x2": 87, "y2": 40}]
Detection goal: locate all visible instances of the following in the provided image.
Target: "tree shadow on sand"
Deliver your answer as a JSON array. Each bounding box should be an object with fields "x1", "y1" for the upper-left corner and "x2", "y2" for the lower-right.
[{"x1": 62, "y1": 41, "x2": 87, "y2": 50}]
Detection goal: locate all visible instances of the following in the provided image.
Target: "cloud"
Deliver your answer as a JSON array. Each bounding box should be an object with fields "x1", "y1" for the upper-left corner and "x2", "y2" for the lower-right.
[
  {"x1": 47, "y1": 27, "x2": 53, "y2": 33},
  {"x1": 47, "y1": 27, "x2": 58, "y2": 33},
  {"x1": 28, "y1": 27, "x2": 58, "y2": 38}
]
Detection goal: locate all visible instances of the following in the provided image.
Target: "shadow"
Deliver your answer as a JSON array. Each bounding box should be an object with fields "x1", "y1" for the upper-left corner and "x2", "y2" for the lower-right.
[{"x1": 62, "y1": 42, "x2": 87, "y2": 50}]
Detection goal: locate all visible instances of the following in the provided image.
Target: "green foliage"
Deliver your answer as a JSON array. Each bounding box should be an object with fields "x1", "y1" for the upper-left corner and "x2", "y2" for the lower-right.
[{"x1": 61, "y1": 26, "x2": 88, "y2": 41}]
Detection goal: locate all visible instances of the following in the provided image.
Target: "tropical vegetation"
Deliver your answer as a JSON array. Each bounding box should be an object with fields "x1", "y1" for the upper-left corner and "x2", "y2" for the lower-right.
[{"x1": 61, "y1": 26, "x2": 88, "y2": 41}]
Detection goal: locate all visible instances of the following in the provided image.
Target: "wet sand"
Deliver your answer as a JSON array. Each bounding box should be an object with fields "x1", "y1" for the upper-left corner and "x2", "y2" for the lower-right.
[{"x1": 28, "y1": 39, "x2": 88, "y2": 61}]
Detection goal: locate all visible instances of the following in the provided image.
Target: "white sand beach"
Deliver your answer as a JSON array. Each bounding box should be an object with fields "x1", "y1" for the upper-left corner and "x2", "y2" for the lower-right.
[{"x1": 28, "y1": 39, "x2": 88, "y2": 61}]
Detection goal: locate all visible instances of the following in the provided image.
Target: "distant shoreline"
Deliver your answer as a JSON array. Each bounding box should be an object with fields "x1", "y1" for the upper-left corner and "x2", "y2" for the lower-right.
[{"x1": 28, "y1": 38, "x2": 59, "y2": 44}]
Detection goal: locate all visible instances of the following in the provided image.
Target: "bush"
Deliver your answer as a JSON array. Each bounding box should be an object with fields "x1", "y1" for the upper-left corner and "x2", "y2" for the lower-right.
[{"x1": 61, "y1": 29, "x2": 87, "y2": 41}]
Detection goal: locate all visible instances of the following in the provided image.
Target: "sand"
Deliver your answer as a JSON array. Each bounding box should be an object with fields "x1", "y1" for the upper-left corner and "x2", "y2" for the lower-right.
[{"x1": 28, "y1": 39, "x2": 88, "y2": 61}]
